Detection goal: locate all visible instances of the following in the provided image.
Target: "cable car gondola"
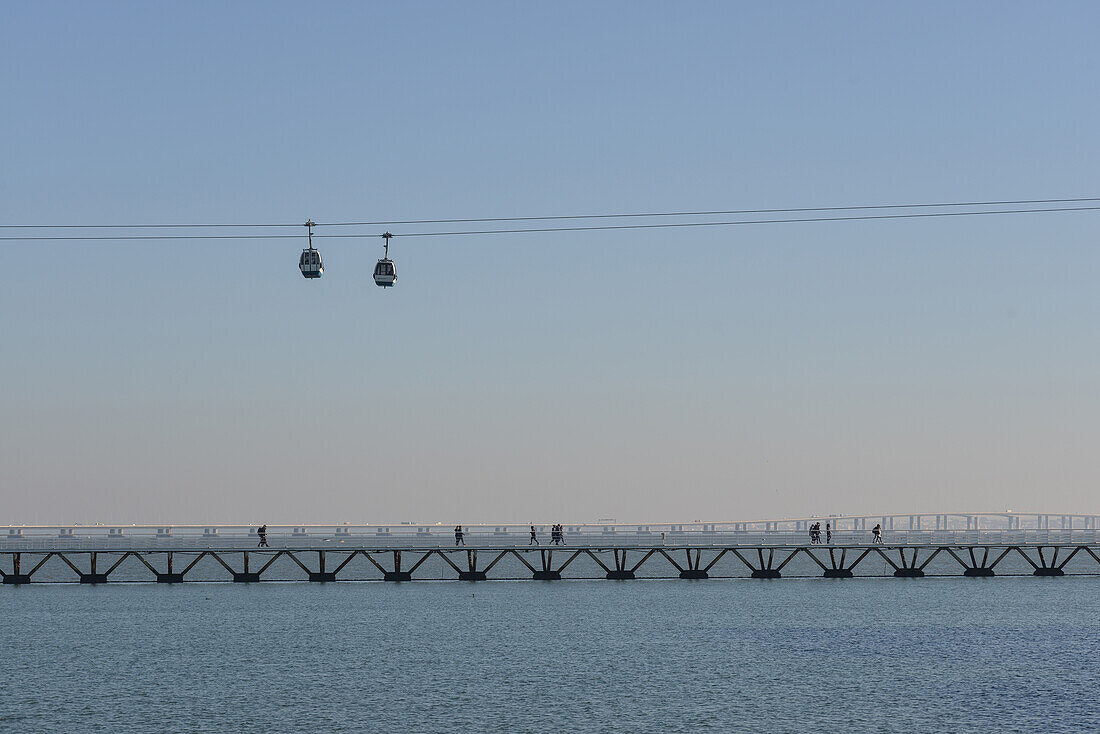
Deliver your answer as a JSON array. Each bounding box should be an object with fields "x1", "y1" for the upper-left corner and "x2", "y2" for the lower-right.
[
  {"x1": 374, "y1": 231, "x2": 397, "y2": 287},
  {"x1": 299, "y1": 220, "x2": 323, "y2": 278}
]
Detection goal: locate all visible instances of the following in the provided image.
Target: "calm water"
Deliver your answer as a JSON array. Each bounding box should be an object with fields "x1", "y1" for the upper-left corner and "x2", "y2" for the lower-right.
[{"x1": 3, "y1": 578, "x2": 1099, "y2": 733}]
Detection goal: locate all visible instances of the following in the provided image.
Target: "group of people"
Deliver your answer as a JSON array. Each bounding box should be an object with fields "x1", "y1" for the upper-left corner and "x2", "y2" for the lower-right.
[
  {"x1": 550, "y1": 524, "x2": 567, "y2": 545},
  {"x1": 528, "y1": 524, "x2": 568, "y2": 545},
  {"x1": 807, "y1": 521, "x2": 885, "y2": 544},
  {"x1": 808, "y1": 522, "x2": 832, "y2": 544}
]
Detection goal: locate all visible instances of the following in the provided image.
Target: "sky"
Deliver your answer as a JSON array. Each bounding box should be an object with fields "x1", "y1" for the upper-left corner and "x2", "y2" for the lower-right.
[{"x1": 2, "y1": 2, "x2": 1100, "y2": 525}]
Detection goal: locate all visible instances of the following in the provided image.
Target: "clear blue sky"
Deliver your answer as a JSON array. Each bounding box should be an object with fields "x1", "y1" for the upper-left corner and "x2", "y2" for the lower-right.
[{"x1": 3, "y1": 2, "x2": 1100, "y2": 525}]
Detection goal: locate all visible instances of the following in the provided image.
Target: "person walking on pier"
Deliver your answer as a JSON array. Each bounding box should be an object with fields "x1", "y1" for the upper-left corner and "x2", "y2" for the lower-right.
[
  {"x1": 826, "y1": 522, "x2": 832, "y2": 545},
  {"x1": 257, "y1": 525, "x2": 269, "y2": 548},
  {"x1": 455, "y1": 525, "x2": 465, "y2": 546},
  {"x1": 529, "y1": 525, "x2": 539, "y2": 545},
  {"x1": 558, "y1": 524, "x2": 566, "y2": 545},
  {"x1": 872, "y1": 524, "x2": 883, "y2": 544},
  {"x1": 550, "y1": 525, "x2": 559, "y2": 545}
]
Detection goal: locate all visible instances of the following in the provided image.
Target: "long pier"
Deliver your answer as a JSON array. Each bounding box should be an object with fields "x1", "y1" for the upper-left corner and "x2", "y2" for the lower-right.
[
  {"x1": 6, "y1": 517, "x2": 1100, "y2": 584},
  {"x1": 4, "y1": 540, "x2": 1100, "y2": 584}
]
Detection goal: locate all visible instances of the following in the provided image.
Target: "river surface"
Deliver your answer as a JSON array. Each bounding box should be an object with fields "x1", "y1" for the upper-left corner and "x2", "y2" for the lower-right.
[{"x1": 3, "y1": 577, "x2": 1099, "y2": 733}]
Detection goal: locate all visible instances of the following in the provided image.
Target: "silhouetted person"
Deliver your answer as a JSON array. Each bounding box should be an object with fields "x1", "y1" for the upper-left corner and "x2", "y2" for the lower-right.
[
  {"x1": 558, "y1": 524, "x2": 567, "y2": 546},
  {"x1": 257, "y1": 525, "x2": 269, "y2": 548},
  {"x1": 529, "y1": 526, "x2": 539, "y2": 545},
  {"x1": 826, "y1": 522, "x2": 832, "y2": 544},
  {"x1": 455, "y1": 525, "x2": 465, "y2": 546},
  {"x1": 872, "y1": 524, "x2": 882, "y2": 544}
]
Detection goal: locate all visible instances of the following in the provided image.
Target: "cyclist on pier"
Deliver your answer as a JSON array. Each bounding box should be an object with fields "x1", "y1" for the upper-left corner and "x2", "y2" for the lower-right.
[
  {"x1": 529, "y1": 526, "x2": 539, "y2": 545},
  {"x1": 455, "y1": 525, "x2": 465, "y2": 546},
  {"x1": 257, "y1": 524, "x2": 269, "y2": 548}
]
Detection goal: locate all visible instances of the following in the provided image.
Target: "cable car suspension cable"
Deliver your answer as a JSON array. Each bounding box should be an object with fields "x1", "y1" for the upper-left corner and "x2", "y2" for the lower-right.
[
  {"x1": 0, "y1": 203, "x2": 1098, "y2": 242},
  {"x1": 3, "y1": 196, "x2": 1100, "y2": 231},
  {"x1": 329, "y1": 204, "x2": 1100, "y2": 239},
  {"x1": 312, "y1": 196, "x2": 1100, "y2": 227}
]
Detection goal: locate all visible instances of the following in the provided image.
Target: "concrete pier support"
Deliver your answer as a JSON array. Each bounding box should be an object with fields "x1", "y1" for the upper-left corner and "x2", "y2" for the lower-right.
[
  {"x1": 457, "y1": 550, "x2": 488, "y2": 581},
  {"x1": 730, "y1": 547, "x2": 794, "y2": 578},
  {"x1": 963, "y1": 567, "x2": 994, "y2": 577},
  {"x1": 154, "y1": 552, "x2": 184, "y2": 583},
  {"x1": 823, "y1": 568, "x2": 853, "y2": 578},
  {"x1": 77, "y1": 552, "x2": 109, "y2": 583},
  {"x1": 893, "y1": 568, "x2": 924, "y2": 577},
  {"x1": 527, "y1": 549, "x2": 564, "y2": 580},
  {"x1": 306, "y1": 550, "x2": 338, "y2": 581},
  {"x1": 803, "y1": 547, "x2": 868, "y2": 579},
  {"x1": 879, "y1": 547, "x2": 938, "y2": 578},
  {"x1": 4, "y1": 553, "x2": 31, "y2": 584},
  {"x1": 1024, "y1": 546, "x2": 1073, "y2": 576},
  {"x1": 379, "y1": 550, "x2": 414, "y2": 581},
  {"x1": 239, "y1": 551, "x2": 255, "y2": 581},
  {"x1": 603, "y1": 549, "x2": 637, "y2": 579},
  {"x1": 945, "y1": 546, "x2": 1008, "y2": 577},
  {"x1": 672, "y1": 548, "x2": 710, "y2": 579}
]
